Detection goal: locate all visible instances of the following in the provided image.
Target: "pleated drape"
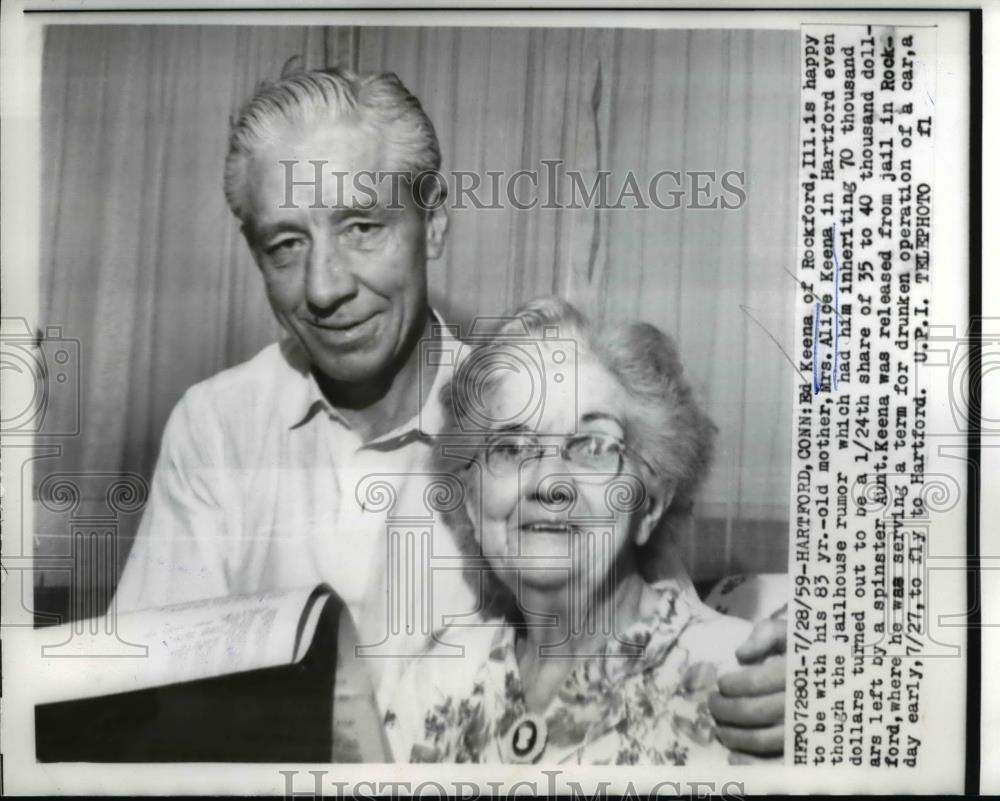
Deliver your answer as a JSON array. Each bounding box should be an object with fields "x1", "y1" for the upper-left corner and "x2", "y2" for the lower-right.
[{"x1": 39, "y1": 25, "x2": 797, "y2": 583}]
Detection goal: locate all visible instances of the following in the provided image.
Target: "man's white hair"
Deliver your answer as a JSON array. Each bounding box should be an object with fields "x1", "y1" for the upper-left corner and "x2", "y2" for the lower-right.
[{"x1": 223, "y1": 66, "x2": 443, "y2": 220}]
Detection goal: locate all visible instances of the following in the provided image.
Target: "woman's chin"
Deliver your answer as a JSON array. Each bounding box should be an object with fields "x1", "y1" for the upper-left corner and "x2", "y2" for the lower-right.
[
  {"x1": 513, "y1": 534, "x2": 576, "y2": 569},
  {"x1": 508, "y1": 567, "x2": 573, "y2": 594},
  {"x1": 486, "y1": 529, "x2": 623, "y2": 594},
  {"x1": 490, "y1": 551, "x2": 573, "y2": 592}
]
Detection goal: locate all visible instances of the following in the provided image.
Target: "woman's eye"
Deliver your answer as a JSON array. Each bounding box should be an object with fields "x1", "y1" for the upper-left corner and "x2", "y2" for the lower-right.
[
  {"x1": 496, "y1": 441, "x2": 527, "y2": 458},
  {"x1": 491, "y1": 436, "x2": 537, "y2": 461},
  {"x1": 573, "y1": 435, "x2": 620, "y2": 458}
]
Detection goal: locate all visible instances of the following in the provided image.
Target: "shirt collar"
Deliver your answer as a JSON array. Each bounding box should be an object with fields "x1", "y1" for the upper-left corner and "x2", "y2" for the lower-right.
[{"x1": 282, "y1": 309, "x2": 459, "y2": 441}]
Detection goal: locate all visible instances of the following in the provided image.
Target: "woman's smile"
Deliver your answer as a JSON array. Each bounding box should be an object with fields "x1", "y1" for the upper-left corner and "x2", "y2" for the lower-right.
[{"x1": 519, "y1": 519, "x2": 575, "y2": 534}]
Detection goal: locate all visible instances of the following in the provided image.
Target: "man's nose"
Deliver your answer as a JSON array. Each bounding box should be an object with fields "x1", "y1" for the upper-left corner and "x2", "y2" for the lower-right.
[{"x1": 305, "y1": 242, "x2": 358, "y2": 315}]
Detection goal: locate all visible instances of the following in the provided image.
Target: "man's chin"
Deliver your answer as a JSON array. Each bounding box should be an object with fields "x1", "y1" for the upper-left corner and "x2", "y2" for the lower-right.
[
  {"x1": 295, "y1": 313, "x2": 404, "y2": 379},
  {"x1": 311, "y1": 354, "x2": 392, "y2": 387}
]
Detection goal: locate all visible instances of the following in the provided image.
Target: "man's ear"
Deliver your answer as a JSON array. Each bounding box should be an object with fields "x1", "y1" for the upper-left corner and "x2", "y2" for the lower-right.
[
  {"x1": 424, "y1": 204, "x2": 449, "y2": 260},
  {"x1": 634, "y1": 483, "x2": 675, "y2": 548},
  {"x1": 241, "y1": 223, "x2": 265, "y2": 273}
]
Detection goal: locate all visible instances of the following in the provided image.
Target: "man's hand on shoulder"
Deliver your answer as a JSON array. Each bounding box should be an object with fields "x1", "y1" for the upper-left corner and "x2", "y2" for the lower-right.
[{"x1": 709, "y1": 615, "x2": 787, "y2": 763}]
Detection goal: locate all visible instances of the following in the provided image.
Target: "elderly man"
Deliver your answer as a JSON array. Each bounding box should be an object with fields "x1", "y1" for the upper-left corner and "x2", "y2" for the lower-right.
[{"x1": 114, "y1": 67, "x2": 785, "y2": 760}]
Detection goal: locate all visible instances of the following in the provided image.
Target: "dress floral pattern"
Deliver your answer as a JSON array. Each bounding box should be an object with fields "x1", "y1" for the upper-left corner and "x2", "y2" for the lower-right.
[{"x1": 384, "y1": 580, "x2": 745, "y2": 764}]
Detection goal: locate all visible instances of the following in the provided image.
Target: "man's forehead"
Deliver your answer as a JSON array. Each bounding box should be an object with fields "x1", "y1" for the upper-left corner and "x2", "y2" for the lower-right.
[
  {"x1": 261, "y1": 118, "x2": 385, "y2": 164},
  {"x1": 245, "y1": 120, "x2": 398, "y2": 212}
]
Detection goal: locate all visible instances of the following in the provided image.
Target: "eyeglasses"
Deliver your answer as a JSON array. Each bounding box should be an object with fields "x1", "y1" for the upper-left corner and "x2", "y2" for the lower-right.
[{"x1": 482, "y1": 430, "x2": 652, "y2": 483}]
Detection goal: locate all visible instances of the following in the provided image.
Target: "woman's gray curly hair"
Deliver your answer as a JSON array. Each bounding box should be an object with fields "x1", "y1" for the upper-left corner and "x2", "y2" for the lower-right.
[{"x1": 435, "y1": 296, "x2": 717, "y2": 612}]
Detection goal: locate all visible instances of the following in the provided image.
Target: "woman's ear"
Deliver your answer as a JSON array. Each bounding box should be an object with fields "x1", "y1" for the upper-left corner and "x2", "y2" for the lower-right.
[
  {"x1": 461, "y1": 466, "x2": 480, "y2": 530},
  {"x1": 634, "y1": 483, "x2": 676, "y2": 548}
]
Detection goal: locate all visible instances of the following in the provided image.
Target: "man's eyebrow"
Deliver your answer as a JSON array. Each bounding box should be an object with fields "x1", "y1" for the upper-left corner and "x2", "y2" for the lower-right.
[
  {"x1": 331, "y1": 199, "x2": 389, "y2": 215},
  {"x1": 249, "y1": 220, "x2": 303, "y2": 242}
]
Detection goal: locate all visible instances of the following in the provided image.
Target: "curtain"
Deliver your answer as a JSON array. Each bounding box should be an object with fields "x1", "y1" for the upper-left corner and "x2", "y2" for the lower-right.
[{"x1": 38, "y1": 25, "x2": 797, "y2": 591}]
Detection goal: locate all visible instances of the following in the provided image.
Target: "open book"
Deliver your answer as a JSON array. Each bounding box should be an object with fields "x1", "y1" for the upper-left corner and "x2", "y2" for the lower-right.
[{"x1": 33, "y1": 585, "x2": 391, "y2": 762}]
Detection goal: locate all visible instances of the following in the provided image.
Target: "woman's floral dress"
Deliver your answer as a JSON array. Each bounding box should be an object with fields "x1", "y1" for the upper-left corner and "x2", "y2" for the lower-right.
[{"x1": 384, "y1": 578, "x2": 751, "y2": 764}]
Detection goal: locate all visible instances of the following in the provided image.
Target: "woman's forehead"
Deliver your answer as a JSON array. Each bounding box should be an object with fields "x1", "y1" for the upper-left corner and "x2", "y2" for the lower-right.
[{"x1": 488, "y1": 351, "x2": 625, "y2": 432}]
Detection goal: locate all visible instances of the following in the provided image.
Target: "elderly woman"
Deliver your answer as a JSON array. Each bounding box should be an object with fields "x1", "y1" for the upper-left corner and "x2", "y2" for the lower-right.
[{"x1": 384, "y1": 297, "x2": 754, "y2": 765}]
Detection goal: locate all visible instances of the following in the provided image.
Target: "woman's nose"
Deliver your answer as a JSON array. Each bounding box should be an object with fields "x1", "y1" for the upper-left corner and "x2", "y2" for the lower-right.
[{"x1": 524, "y1": 455, "x2": 578, "y2": 506}]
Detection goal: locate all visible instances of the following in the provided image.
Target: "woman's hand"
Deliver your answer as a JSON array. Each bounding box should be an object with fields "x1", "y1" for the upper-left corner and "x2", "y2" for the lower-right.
[{"x1": 708, "y1": 616, "x2": 787, "y2": 761}]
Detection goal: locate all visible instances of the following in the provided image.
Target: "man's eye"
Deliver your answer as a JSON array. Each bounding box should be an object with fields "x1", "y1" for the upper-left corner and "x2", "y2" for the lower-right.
[
  {"x1": 342, "y1": 222, "x2": 386, "y2": 247},
  {"x1": 265, "y1": 238, "x2": 306, "y2": 266}
]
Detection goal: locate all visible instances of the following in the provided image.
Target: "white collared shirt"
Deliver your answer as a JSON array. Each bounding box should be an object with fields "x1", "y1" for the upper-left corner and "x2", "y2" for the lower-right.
[{"x1": 113, "y1": 316, "x2": 476, "y2": 701}]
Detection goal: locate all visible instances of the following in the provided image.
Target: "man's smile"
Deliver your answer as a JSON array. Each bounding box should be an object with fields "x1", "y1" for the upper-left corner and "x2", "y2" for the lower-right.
[{"x1": 303, "y1": 311, "x2": 382, "y2": 345}]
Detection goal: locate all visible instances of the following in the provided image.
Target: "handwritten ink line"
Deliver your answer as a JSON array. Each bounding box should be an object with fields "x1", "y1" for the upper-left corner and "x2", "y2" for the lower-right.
[
  {"x1": 832, "y1": 222, "x2": 840, "y2": 391},
  {"x1": 738, "y1": 304, "x2": 809, "y2": 385},
  {"x1": 812, "y1": 301, "x2": 822, "y2": 394}
]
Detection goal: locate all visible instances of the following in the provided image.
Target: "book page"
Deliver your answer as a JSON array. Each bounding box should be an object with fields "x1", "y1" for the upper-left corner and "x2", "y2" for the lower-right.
[
  {"x1": 32, "y1": 585, "x2": 331, "y2": 704},
  {"x1": 331, "y1": 605, "x2": 392, "y2": 762}
]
